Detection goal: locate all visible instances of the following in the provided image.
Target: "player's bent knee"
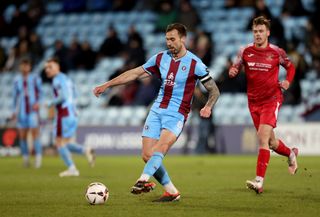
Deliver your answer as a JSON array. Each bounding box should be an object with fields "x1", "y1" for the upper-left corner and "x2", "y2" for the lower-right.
[
  {"x1": 55, "y1": 143, "x2": 63, "y2": 148},
  {"x1": 153, "y1": 145, "x2": 170, "y2": 155},
  {"x1": 54, "y1": 137, "x2": 65, "y2": 148},
  {"x1": 141, "y1": 153, "x2": 151, "y2": 163},
  {"x1": 268, "y1": 140, "x2": 277, "y2": 150}
]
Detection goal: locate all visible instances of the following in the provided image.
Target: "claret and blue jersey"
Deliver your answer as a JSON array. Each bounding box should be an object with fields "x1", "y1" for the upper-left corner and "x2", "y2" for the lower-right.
[
  {"x1": 51, "y1": 73, "x2": 78, "y2": 138},
  {"x1": 142, "y1": 50, "x2": 210, "y2": 139},
  {"x1": 13, "y1": 73, "x2": 42, "y2": 129},
  {"x1": 143, "y1": 50, "x2": 209, "y2": 119}
]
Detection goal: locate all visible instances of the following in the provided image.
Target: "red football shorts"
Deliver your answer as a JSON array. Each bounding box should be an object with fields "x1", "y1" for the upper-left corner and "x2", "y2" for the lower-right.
[{"x1": 248, "y1": 100, "x2": 282, "y2": 130}]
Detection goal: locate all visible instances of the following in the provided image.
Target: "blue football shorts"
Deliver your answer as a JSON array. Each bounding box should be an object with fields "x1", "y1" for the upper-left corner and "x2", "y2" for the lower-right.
[
  {"x1": 142, "y1": 109, "x2": 185, "y2": 139},
  {"x1": 17, "y1": 112, "x2": 39, "y2": 129},
  {"x1": 54, "y1": 116, "x2": 78, "y2": 138}
]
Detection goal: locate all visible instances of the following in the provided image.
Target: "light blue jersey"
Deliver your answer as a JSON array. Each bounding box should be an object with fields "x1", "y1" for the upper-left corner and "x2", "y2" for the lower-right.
[
  {"x1": 51, "y1": 73, "x2": 78, "y2": 138},
  {"x1": 142, "y1": 50, "x2": 210, "y2": 138},
  {"x1": 13, "y1": 74, "x2": 42, "y2": 129},
  {"x1": 143, "y1": 50, "x2": 209, "y2": 118}
]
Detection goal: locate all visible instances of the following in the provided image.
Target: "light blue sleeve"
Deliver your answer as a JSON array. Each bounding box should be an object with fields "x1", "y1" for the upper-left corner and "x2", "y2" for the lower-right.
[
  {"x1": 194, "y1": 60, "x2": 209, "y2": 77},
  {"x1": 142, "y1": 53, "x2": 158, "y2": 76},
  {"x1": 48, "y1": 77, "x2": 67, "y2": 106}
]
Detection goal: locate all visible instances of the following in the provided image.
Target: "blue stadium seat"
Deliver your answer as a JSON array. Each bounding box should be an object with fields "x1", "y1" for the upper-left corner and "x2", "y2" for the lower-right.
[
  {"x1": 233, "y1": 93, "x2": 248, "y2": 108},
  {"x1": 211, "y1": 0, "x2": 225, "y2": 8},
  {"x1": 241, "y1": 7, "x2": 254, "y2": 19},
  {"x1": 139, "y1": 11, "x2": 157, "y2": 22},
  {"x1": 78, "y1": 13, "x2": 91, "y2": 24},
  {"x1": 118, "y1": 106, "x2": 134, "y2": 126},
  {"x1": 45, "y1": 1, "x2": 63, "y2": 13},
  {"x1": 278, "y1": 106, "x2": 293, "y2": 122},
  {"x1": 136, "y1": 22, "x2": 155, "y2": 33}
]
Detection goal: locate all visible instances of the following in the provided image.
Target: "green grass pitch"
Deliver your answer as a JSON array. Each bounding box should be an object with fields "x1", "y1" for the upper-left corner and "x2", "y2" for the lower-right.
[{"x1": 0, "y1": 155, "x2": 319, "y2": 217}]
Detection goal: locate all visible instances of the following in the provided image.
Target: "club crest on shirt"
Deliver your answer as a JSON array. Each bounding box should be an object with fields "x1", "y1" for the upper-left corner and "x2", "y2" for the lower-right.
[
  {"x1": 266, "y1": 53, "x2": 274, "y2": 61},
  {"x1": 164, "y1": 72, "x2": 176, "y2": 86}
]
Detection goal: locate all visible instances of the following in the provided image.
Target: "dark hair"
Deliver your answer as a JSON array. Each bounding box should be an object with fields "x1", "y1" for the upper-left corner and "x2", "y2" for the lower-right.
[
  {"x1": 19, "y1": 58, "x2": 32, "y2": 65},
  {"x1": 46, "y1": 56, "x2": 61, "y2": 65},
  {"x1": 166, "y1": 23, "x2": 187, "y2": 37},
  {"x1": 252, "y1": 16, "x2": 271, "y2": 30}
]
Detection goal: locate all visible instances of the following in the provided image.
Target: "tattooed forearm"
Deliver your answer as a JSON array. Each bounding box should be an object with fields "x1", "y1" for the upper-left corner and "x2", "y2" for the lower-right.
[{"x1": 202, "y1": 78, "x2": 220, "y2": 108}]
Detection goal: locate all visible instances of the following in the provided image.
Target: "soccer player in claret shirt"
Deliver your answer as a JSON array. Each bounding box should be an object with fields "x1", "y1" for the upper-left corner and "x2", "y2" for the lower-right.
[
  {"x1": 12, "y1": 58, "x2": 42, "y2": 168},
  {"x1": 229, "y1": 16, "x2": 298, "y2": 194},
  {"x1": 45, "y1": 57, "x2": 95, "y2": 177},
  {"x1": 93, "y1": 23, "x2": 220, "y2": 202}
]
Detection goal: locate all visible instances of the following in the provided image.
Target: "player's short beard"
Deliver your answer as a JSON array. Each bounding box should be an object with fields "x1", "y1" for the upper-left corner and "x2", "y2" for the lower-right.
[
  {"x1": 172, "y1": 48, "x2": 178, "y2": 54},
  {"x1": 170, "y1": 45, "x2": 181, "y2": 56}
]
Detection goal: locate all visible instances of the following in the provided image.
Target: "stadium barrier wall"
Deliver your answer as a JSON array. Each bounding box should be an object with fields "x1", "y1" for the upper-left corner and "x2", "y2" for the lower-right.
[
  {"x1": 275, "y1": 123, "x2": 320, "y2": 155},
  {"x1": 1, "y1": 123, "x2": 320, "y2": 156},
  {"x1": 215, "y1": 123, "x2": 320, "y2": 155},
  {"x1": 76, "y1": 126, "x2": 188, "y2": 155},
  {"x1": 77, "y1": 124, "x2": 320, "y2": 155},
  {"x1": 0, "y1": 128, "x2": 20, "y2": 156}
]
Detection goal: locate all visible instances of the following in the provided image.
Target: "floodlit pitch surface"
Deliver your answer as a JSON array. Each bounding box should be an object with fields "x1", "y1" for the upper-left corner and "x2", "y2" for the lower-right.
[{"x1": 0, "y1": 155, "x2": 319, "y2": 217}]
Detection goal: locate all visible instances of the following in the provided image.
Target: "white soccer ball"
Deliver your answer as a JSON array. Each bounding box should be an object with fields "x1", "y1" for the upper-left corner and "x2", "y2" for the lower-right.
[{"x1": 85, "y1": 182, "x2": 109, "y2": 205}]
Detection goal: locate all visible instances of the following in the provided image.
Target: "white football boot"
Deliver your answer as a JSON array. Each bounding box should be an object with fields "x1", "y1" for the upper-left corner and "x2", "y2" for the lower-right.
[
  {"x1": 35, "y1": 155, "x2": 42, "y2": 169},
  {"x1": 246, "y1": 179, "x2": 263, "y2": 194},
  {"x1": 59, "y1": 167, "x2": 79, "y2": 177}
]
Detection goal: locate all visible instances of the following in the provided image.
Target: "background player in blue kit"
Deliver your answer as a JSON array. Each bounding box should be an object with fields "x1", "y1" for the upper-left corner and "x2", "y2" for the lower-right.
[
  {"x1": 93, "y1": 23, "x2": 220, "y2": 202},
  {"x1": 45, "y1": 57, "x2": 95, "y2": 177},
  {"x1": 12, "y1": 58, "x2": 42, "y2": 168}
]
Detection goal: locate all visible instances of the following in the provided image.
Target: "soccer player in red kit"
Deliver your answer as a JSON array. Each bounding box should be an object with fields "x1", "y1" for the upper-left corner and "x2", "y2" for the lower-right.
[{"x1": 229, "y1": 16, "x2": 298, "y2": 194}]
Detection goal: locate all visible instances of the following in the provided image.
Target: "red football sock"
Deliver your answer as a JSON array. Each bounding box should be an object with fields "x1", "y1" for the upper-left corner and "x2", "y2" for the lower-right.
[
  {"x1": 274, "y1": 140, "x2": 291, "y2": 157},
  {"x1": 256, "y1": 149, "x2": 270, "y2": 178}
]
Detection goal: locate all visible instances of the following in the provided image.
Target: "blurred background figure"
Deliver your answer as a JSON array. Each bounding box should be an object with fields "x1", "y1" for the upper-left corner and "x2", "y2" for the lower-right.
[
  {"x1": 0, "y1": 44, "x2": 6, "y2": 71},
  {"x1": 29, "y1": 31, "x2": 44, "y2": 64},
  {"x1": 283, "y1": 42, "x2": 309, "y2": 105},
  {"x1": 188, "y1": 29, "x2": 215, "y2": 154},
  {"x1": 247, "y1": 0, "x2": 286, "y2": 49},
  {"x1": 282, "y1": 0, "x2": 309, "y2": 17},
  {"x1": 44, "y1": 57, "x2": 95, "y2": 177},
  {"x1": 53, "y1": 40, "x2": 68, "y2": 72},
  {"x1": 190, "y1": 30, "x2": 213, "y2": 66},
  {"x1": 216, "y1": 57, "x2": 247, "y2": 93},
  {"x1": 12, "y1": 58, "x2": 42, "y2": 168},
  {"x1": 122, "y1": 25, "x2": 146, "y2": 67},
  {"x1": 65, "y1": 37, "x2": 81, "y2": 71},
  {"x1": 98, "y1": 26, "x2": 123, "y2": 58},
  {"x1": 77, "y1": 40, "x2": 96, "y2": 70},
  {"x1": 176, "y1": 0, "x2": 200, "y2": 33},
  {"x1": 191, "y1": 84, "x2": 216, "y2": 154},
  {"x1": 133, "y1": 76, "x2": 160, "y2": 106},
  {"x1": 4, "y1": 40, "x2": 31, "y2": 72},
  {"x1": 154, "y1": 0, "x2": 177, "y2": 33}
]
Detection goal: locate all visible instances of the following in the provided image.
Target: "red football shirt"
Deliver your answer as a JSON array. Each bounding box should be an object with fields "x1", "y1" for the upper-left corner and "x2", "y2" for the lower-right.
[{"x1": 231, "y1": 43, "x2": 295, "y2": 104}]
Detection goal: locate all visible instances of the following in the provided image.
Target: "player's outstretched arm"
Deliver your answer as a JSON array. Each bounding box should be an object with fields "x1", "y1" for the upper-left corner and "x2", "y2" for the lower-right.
[
  {"x1": 200, "y1": 78, "x2": 220, "y2": 118},
  {"x1": 93, "y1": 66, "x2": 148, "y2": 97}
]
